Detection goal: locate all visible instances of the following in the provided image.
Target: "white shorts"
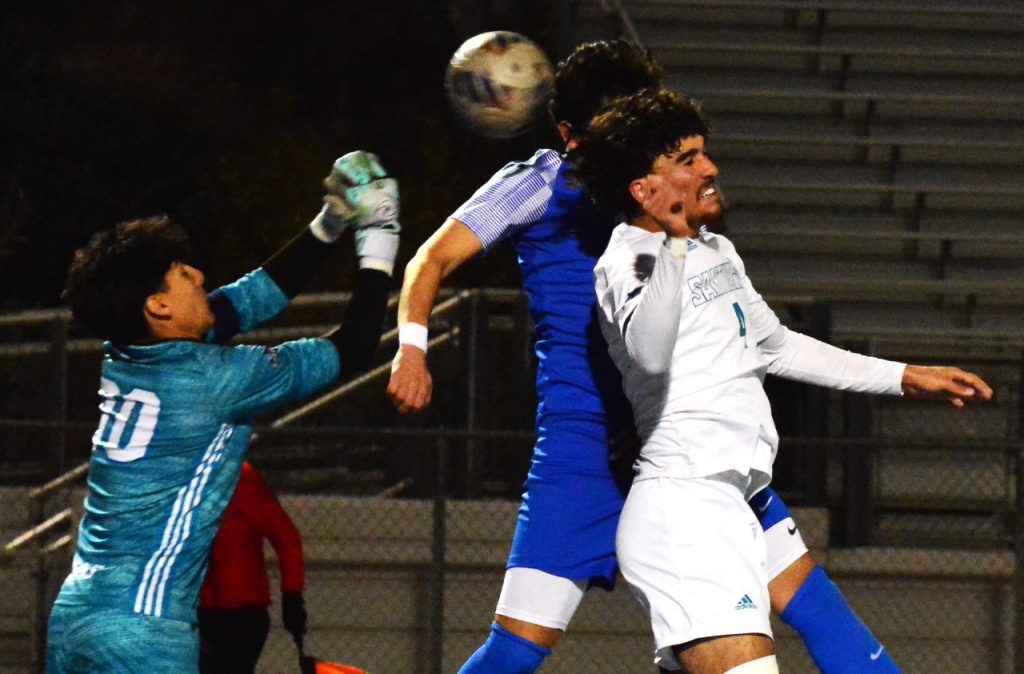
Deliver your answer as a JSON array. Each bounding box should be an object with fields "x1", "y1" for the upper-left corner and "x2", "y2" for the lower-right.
[{"x1": 617, "y1": 477, "x2": 772, "y2": 670}]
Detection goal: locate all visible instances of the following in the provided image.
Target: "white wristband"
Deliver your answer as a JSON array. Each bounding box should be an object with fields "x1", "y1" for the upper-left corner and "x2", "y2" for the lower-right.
[{"x1": 399, "y1": 322, "x2": 429, "y2": 352}]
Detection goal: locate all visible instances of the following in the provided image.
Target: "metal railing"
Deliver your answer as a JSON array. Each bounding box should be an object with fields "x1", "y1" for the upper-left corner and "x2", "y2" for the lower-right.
[
  {"x1": 3, "y1": 283, "x2": 1024, "y2": 670},
  {"x1": 0, "y1": 461, "x2": 89, "y2": 672}
]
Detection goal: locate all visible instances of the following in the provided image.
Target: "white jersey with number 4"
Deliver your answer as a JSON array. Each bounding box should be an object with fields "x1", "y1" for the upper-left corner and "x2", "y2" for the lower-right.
[{"x1": 594, "y1": 223, "x2": 904, "y2": 487}]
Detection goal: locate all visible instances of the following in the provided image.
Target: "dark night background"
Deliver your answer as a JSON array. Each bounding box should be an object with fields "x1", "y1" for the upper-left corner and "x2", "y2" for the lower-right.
[{"x1": 1, "y1": 0, "x2": 574, "y2": 312}]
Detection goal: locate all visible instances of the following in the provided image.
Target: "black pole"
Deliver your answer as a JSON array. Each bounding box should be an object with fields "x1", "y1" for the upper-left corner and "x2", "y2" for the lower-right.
[
  {"x1": 30, "y1": 494, "x2": 46, "y2": 674},
  {"x1": 426, "y1": 434, "x2": 448, "y2": 674},
  {"x1": 49, "y1": 316, "x2": 68, "y2": 478},
  {"x1": 1014, "y1": 441, "x2": 1024, "y2": 673},
  {"x1": 464, "y1": 294, "x2": 481, "y2": 497}
]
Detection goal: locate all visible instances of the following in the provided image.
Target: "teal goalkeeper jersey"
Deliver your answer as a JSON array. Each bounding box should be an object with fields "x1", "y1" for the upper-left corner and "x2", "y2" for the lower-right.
[{"x1": 54, "y1": 269, "x2": 340, "y2": 623}]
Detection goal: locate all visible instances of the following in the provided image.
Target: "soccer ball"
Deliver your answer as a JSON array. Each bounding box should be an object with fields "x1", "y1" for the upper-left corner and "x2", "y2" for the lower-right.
[{"x1": 444, "y1": 31, "x2": 555, "y2": 139}]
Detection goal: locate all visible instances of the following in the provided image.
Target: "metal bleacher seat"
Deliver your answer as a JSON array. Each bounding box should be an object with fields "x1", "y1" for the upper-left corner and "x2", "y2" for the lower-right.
[
  {"x1": 970, "y1": 304, "x2": 1024, "y2": 336},
  {"x1": 868, "y1": 118, "x2": 1024, "y2": 164},
  {"x1": 843, "y1": 71, "x2": 1024, "y2": 121},
  {"x1": 710, "y1": 114, "x2": 1024, "y2": 167},
  {"x1": 820, "y1": 28, "x2": 1024, "y2": 78},
  {"x1": 623, "y1": 0, "x2": 1024, "y2": 32},
  {"x1": 618, "y1": 0, "x2": 1024, "y2": 319},
  {"x1": 722, "y1": 206, "x2": 908, "y2": 256},
  {"x1": 829, "y1": 301, "x2": 968, "y2": 336},
  {"x1": 818, "y1": 0, "x2": 1024, "y2": 32}
]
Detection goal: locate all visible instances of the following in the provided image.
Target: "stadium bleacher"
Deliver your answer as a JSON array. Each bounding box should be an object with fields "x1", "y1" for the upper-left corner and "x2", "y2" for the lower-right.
[{"x1": 3, "y1": 1, "x2": 1023, "y2": 671}]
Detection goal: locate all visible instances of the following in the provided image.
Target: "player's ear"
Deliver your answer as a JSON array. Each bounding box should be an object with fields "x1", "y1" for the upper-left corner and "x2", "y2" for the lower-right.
[
  {"x1": 629, "y1": 176, "x2": 648, "y2": 206},
  {"x1": 144, "y1": 292, "x2": 172, "y2": 323},
  {"x1": 556, "y1": 121, "x2": 575, "y2": 147}
]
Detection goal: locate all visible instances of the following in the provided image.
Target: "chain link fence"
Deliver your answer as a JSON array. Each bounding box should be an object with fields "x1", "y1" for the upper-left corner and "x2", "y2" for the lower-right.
[{"x1": 2, "y1": 292, "x2": 1023, "y2": 672}]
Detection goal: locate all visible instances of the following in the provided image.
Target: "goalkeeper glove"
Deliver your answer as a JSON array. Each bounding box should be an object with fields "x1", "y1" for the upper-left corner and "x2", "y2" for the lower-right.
[
  {"x1": 309, "y1": 150, "x2": 391, "y2": 243},
  {"x1": 346, "y1": 179, "x2": 400, "y2": 275},
  {"x1": 325, "y1": 151, "x2": 387, "y2": 190}
]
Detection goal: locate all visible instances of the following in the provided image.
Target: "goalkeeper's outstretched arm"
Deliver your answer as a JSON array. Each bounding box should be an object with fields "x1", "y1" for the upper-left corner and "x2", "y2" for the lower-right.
[
  {"x1": 321, "y1": 156, "x2": 401, "y2": 379},
  {"x1": 208, "y1": 151, "x2": 392, "y2": 344}
]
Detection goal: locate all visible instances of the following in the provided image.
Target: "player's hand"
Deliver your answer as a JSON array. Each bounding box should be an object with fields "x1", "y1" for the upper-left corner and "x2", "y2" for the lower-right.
[
  {"x1": 310, "y1": 151, "x2": 397, "y2": 244},
  {"x1": 324, "y1": 151, "x2": 387, "y2": 193},
  {"x1": 639, "y1": 173, "x2": 698, "y2": 239},
  {"x1": 901, "y1": 365, "x2": 993, "y2": 408},
  {"x1": 334, "y1": 177, "x2": 401, "y2": 274},
  {"x1": 281, "y1": 591, "x2": 307, "y2": 643},
  {"x1": 387, "y1": 344, "x2": 433, "y2": 413}
]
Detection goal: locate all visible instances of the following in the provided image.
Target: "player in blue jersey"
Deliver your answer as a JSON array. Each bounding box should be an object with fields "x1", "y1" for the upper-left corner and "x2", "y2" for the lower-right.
[
  {"x1": 47, "y1": 151, "x2": 400, "y2": 673},
  {"x1": 388, "y1": 40, "x2": 922, "y2": 674}
]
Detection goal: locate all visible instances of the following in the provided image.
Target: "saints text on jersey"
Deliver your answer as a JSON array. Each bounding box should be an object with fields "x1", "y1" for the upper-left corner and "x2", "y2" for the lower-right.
[{"x1": 688, "y1": 260, "x2": 744, "y2": 306}]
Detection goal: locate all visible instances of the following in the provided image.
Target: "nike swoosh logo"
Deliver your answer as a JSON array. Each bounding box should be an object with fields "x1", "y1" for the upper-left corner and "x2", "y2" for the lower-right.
[
  {"x1": 787, "y1": 525, "x2": 798, "y2": 535},
  {"x1": 756, "y1": 496, "x2": 773, "y2": 513},
  {"x1": 870, "y1": 645, "x2": 885, "y2": 661}
]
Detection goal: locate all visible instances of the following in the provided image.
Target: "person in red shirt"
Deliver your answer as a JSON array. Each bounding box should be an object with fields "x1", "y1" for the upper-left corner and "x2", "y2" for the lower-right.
[{"x1": 199, "y1": 461, "x2": 307, "y2": 673}]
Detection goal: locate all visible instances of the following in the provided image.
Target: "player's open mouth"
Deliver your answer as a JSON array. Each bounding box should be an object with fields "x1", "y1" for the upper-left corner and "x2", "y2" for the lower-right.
[{"x1": 699, "y1": 185, "x2": 717, "y2": 200}]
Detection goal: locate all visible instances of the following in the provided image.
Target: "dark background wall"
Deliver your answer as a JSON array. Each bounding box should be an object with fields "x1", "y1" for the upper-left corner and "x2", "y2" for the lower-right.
[{"x1": 0, "y1": 0, "x2": 569, "y2": 312}]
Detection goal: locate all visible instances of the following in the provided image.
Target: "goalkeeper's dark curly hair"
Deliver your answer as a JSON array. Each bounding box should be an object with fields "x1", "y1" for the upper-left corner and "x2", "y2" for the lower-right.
[
  {"x1": 62, "y1": 215, "x2": 192, "y2": 344},
  {"x1": 549, "y1": 39, "x2": 662, "y2": 136},
  {"x1": 568, "y1": 89, "x2": 710, "y2": 219}
]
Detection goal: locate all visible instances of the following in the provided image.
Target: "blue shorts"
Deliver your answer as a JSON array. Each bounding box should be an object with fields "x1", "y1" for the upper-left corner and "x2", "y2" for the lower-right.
[
  {"x1": 507, "y1": 428, "x2": 627, "y2": 589},
  {"x1": 47, "y1": 604, "x2": 199, "y2": 674}
]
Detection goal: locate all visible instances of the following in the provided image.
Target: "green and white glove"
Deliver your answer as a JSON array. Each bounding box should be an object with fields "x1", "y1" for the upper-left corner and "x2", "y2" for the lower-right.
[
  {"x1": 324, "y1": 151, "x2": 387, "y2": 192},
  {"x1": 344, "y1": 178, "x2": 401, "y2": 274},
  {"x1": 309, "y1": 151, "x2": 392, "y2": 243}
]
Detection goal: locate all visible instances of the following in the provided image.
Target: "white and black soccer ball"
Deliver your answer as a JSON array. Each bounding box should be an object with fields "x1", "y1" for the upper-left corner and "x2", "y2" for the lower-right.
[{"x1": 444, "y1": 31, "x2": 555, "y2": 139}]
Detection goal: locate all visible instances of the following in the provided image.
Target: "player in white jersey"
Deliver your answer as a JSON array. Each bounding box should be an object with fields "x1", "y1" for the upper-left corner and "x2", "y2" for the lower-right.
[
  {"x1": 47, "y1": 152, "x2": 399, "y2": 673},
  {"x1": 391, "y1": 41, "x2": 940, "y2": 674},
  {"x1": 572, "y1": 89, "x2": 993, "y2": 673}
]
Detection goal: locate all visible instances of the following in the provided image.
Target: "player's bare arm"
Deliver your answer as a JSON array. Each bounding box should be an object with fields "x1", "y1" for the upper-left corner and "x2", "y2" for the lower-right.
[
  {"x1": 901, "y1": 365, "x2": 993, "y2": 408},
  {"x1": 388, "y1": 218, "x2": 483, "y2": 413}
]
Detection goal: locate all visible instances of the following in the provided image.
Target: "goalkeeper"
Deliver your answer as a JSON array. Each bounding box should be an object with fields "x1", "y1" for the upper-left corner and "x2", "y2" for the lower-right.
[{"x1": 47, "y1": 151, "x2": 399, "y2": 673}]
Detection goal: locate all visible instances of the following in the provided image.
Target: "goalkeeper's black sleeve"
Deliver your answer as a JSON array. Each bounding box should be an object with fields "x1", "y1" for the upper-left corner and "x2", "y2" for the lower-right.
[
  {"x1": 262, "y1": 228, "x2": 332, "y2": 299},
  {"x1": 326, "y1": 268, "x2": 391, "y2": 379},
  {"x1": 208, "y1": 228, "x2": 332, "y2": 344}
]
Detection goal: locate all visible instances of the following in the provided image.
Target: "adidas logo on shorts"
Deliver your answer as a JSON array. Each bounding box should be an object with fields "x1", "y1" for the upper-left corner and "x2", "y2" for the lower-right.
[{"x1": 735, "y1": 594, "x2": 757, "y2": 611}]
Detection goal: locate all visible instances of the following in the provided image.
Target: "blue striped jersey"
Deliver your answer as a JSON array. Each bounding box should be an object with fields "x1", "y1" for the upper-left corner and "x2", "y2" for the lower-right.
[{"x1": 453, "y1": 149, "x2": 630, "y2": 457}]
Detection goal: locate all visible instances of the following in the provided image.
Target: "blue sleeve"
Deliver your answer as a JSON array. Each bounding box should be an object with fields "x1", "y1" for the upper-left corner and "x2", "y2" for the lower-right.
[
  {"x1": 206, "y1": 268, "x2": 289, "y2": 344},
  {"x1": 216, "y1": 338, "x2": 341, "y2": 420},
  {"x1": 451, "y1": 149, "x2": 560, "y2": 250}
]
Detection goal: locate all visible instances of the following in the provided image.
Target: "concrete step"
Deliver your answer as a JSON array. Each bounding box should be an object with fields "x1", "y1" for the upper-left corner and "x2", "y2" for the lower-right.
[
  {"x1": 666, "y1": 67, "x2": 1024, "y2": 122},
  {"x1": 710, "y1": 113, "x2": 1024, "y2": 166},
  {"x1": 621, "y1": 0, "x2": 1024, "y2": 33},
  {"x1": 639, "y1": 19, "x2": 1024, "y2": 78}
]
